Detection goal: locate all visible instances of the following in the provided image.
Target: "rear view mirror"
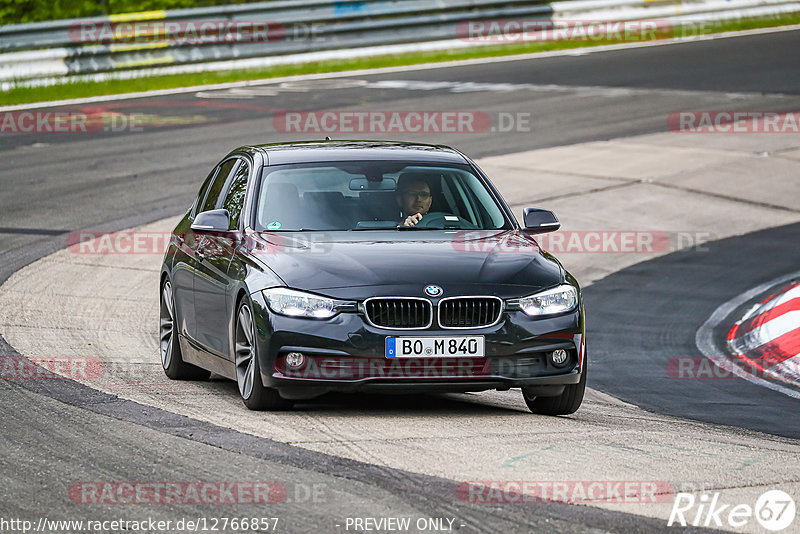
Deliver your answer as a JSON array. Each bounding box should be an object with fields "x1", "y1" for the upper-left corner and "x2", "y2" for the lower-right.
[
  {"x1": 522, "y1": 208, "x2": 560, "y2": 233},
  {"x1": 349, "y1": 177, "x2": 396, "y2": 191},
  {"x1": 191, "y1": 209, "x2": 231, "y2": 232}
]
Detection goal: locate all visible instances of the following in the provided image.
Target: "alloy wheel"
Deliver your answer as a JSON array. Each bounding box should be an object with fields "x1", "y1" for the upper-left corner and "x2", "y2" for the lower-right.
[
  {"x1": 160, "y1": 281, "x2": 175, "y2": 369},
  {"x1": 235, "y1": 304, "x2": 256, "y2": 400}
]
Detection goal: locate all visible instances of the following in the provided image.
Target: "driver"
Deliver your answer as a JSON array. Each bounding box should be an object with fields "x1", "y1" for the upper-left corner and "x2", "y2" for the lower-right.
[{"x1": 396, "y1": 177, "x2": 433, "y2": 227}]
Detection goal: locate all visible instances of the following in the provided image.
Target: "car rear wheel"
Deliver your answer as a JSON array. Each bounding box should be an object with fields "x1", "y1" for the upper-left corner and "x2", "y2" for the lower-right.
[
  {"x1": 523, "y1": 357, "x2": 586, "y2": 416},
  {"x1": 235, "y1": 300, "x2": 293, "y2": 411},
  {"x1": 160, "y1": 280, "x2": 210, "y2": 380}
]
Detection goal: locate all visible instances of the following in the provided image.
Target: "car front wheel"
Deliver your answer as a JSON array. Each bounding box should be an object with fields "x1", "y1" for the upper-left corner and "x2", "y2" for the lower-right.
[
  {"x1": 234, "y1": 299, "x2": 293, "y2": 411},
  {"x1": 522, "y1": 357, "x2": 586, "y2": 416}
]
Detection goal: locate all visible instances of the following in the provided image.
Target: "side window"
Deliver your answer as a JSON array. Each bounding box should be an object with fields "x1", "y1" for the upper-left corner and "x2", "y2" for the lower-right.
[
  {"x1": 200, "y1": 158, "x2": 238, "y2": 213},
  {"x1": 192, "y1": 167, "x2": 218, "y2": 218},
  {"x1": 222, "y1": 161, "x2": 250, "y2": 230}
]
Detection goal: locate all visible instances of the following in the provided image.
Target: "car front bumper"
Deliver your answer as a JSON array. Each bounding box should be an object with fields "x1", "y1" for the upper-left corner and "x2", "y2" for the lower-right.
[{"x1": 250, "y1": 292, "x2": 585, "y2": 400}]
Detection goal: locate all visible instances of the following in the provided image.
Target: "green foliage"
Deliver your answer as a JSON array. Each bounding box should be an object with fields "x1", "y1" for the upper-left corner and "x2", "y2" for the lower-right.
[
  {"x1": 0, "y1": 0, "x2": 104, "y2": 24},
  {"x1": 106, "y1": 0, "x2": 252, "y2": 14},
  {"x1": 0, "y1": 0, "x2": 257, "y2": 25}
]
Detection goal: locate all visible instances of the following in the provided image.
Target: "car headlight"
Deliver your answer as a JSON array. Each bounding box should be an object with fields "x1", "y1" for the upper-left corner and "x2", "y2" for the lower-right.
[
  {"x1": 507, "y1": 285, "x2": 579, "y2": 317},
  {"x1": 263, "y1": 288, "x2": 356, "y2": 319}
]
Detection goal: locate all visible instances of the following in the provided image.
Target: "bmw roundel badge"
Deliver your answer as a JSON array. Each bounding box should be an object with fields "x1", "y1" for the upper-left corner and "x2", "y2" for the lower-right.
[{"x1": 424, "y1": 285, "x2": 443, "y2": 297}]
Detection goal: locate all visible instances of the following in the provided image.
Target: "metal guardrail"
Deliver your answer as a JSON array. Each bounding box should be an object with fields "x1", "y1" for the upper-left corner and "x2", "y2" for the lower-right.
[
  {"x1": 0, "y1": 0, "x2": 555, "y2": 53},
  {"x1": 0, "y1": 0, "x2": 554, "y2": 83},
  {"x1": 1, "y1": 0, "x2": 798, "y2": 88}
]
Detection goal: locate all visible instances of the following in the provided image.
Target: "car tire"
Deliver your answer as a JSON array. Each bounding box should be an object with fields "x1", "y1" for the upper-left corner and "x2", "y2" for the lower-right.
[
  {"x1": 235, "y1": 299, "x2": 293, "y2": 411},
  {"x1": 523, "y1": 357, "x2": 587, "y2": 416},
  {"x1": 160, "y1": 280, "x2": 210, "y2": 380}
]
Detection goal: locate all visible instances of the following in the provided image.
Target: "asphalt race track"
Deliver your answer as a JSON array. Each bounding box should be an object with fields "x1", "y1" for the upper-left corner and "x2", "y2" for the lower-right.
[
  {"x1": 587, "y1": 222, "x2": 800, "y2": 439},
  {"x1": 2, "y1": 28, "x2": 800, "y2": 532}
]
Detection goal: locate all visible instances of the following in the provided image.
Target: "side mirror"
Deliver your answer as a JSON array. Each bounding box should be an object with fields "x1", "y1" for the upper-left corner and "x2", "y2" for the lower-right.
[
  {"x1": 522, "y1": 208, "x2": 560, "y2": 234},
  {"x1": 191, "y1": 209, "x2": 231, "y2": 232}
]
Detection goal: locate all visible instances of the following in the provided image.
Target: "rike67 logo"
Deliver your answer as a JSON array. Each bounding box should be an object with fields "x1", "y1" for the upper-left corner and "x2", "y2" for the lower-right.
[{"x1": 669, "y1": 490, "x2": 796, "y2": 531}]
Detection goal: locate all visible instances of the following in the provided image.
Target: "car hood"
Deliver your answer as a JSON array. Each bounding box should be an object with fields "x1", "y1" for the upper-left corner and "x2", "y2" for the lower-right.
[{"x1": 246, "y1": 230, "x2": 563, "y2": 299}]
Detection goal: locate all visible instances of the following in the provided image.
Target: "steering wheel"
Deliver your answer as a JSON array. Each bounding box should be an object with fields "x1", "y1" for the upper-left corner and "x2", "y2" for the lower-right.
[{"x1": 415, "y1": 212, "x2": 476, "y2": 229}]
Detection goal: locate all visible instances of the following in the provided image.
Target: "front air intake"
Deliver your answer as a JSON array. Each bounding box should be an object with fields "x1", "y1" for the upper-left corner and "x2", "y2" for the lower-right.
[
  {"x1": 364, "y1": 298, "x2": 432, "y2": 329},
  {"x1": 438, "y1": 297, "x2": 503, "y2": 328}
]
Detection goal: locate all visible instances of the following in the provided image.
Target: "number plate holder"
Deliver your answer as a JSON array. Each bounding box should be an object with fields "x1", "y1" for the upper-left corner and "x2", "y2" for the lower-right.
[{"x1": 385, "y1": 336, "x2": 485, "y2": 358}]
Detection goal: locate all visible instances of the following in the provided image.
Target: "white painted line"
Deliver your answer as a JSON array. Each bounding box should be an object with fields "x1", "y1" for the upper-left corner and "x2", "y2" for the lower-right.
[
  {"x1": 2, "y1": 24, "x2": 799, "y2": 112},
  {"x1": 759, "y1": 354, "x2": 800, "y2": 382},
  {"x1": 751, "y1": 283, "x2": 800, "y2": 314},
  {"x1": 730, "y1": 282, "x2": 800, "y2": 351},
  {"x1": 733, "y1": 309, "x2": 800, "y2": 351},
  {"x1": 197, "y1": 78, "x2": 787, "y2": 101},
  {"x1": 773, "y1": 283, "x2": 800, "y2": 307},
  {"x1": 696, "y1": 270, "x2": 800, "y2": 399}
]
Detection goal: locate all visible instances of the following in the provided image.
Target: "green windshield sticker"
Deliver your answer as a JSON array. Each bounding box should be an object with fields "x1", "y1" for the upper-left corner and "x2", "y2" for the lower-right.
[{"x1": 266, "y1": 221, "x2": 282, "y2": 230}]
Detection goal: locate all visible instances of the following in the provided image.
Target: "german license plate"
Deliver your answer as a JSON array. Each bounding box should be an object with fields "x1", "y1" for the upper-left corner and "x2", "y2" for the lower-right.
[{"x1": 386, "y1": 336, "x2": 484, "y2": 358}]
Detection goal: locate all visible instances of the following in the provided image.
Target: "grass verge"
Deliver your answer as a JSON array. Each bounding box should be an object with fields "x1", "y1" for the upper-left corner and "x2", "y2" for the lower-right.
[{"x1": 2, "y1": 13, "x2": 800, "y2": 106}]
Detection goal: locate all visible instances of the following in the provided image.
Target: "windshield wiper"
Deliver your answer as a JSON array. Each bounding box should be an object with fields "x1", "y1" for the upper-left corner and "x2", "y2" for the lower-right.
[
  {"x1": 348, "y1": 226, "x2": 441, "y2": 231},
  {"x1": 261, "y1": 229, "x2": 322, "y2": 232}
]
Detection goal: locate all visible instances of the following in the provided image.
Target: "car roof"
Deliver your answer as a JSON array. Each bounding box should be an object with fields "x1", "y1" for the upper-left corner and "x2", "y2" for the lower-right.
[{"x1": 236, "y1": 140, "x2": 469, "y2": 165}]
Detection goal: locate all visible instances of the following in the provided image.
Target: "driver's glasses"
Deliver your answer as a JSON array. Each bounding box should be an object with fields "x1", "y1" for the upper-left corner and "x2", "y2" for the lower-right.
[{"x1": 400, "y1": 190, "x2": 431, "y2": 200}]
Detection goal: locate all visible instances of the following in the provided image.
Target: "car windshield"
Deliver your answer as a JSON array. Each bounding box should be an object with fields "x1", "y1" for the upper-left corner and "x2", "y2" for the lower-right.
[{"x1": 255, "y1": 161, "x2": 509, "y2": 231}]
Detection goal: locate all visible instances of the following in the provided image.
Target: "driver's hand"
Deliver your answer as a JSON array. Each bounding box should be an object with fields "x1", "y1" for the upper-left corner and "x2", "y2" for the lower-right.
[{"x1": 402, "y1": 213, "x2": 423, "y2": 227}]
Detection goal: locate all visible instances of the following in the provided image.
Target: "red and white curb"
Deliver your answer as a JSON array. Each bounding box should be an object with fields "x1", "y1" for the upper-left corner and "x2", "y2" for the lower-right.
[{"x1": 728, "y1": 281, "x2": 800, "y2": 383}]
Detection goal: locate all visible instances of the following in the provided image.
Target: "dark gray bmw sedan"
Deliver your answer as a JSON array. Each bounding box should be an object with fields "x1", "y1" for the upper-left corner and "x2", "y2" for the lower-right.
[{"x1": 160, "y1": 141, "x2": 586, "y2": 413}]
